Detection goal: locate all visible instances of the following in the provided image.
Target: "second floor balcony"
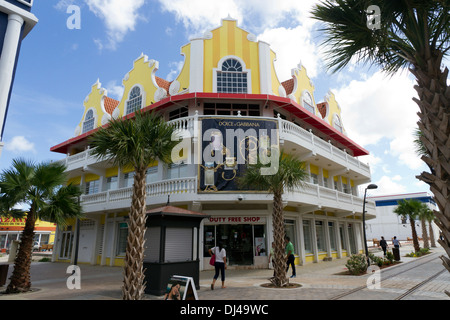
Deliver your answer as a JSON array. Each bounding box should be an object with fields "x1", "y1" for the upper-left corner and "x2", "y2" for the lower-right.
[
  {"x1": 59, "y1": 114, "x2": 371, "y2": 182},
  {"x1": 80, "y1": 176, "x2": 376, "y2": 219}
]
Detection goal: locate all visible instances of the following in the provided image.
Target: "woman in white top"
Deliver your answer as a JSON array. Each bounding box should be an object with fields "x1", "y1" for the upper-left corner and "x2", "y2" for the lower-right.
[{"x1": 209, "y1": 242, "x2": 227, "y2": 290}]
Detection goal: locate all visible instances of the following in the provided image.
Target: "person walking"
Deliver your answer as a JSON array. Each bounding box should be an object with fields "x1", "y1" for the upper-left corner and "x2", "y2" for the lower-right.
[
  {"x1": 379, "y1": 236, "x2": 388, "y2": 256},
  {"x1": 393, "y1": 236, "x2": 400, "y2": 248},
  {"x1": 209, "y1": 242, "x2": 227, "y2": 290},
  {"x1": 285, "y1": 236, "x2": 296, "y2": 278}
]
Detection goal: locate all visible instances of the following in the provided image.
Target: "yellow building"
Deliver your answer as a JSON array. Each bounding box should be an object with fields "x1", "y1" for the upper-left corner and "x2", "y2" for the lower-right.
[
  {"x1": 51, "y1": 18, "x2": 375, "y2": 269},
  {"x1": 0, "y1": 215, "x2": 56, "y2": 252}
]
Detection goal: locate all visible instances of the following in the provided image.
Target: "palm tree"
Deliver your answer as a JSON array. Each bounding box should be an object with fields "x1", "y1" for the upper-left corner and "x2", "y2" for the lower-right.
[
  {"x1": 311, "y1": 0, "x2": 449, "y2": 274},
  {"x1": 418, "y1": 202, "x2": 431, "y2": 249},
  {"x1": 89, "y1": 110, "x2": 179, "y2": 300},
  {"x1": 0, "y1": 159, "x2": 83, "y2": 294},
  {"x1": 394, "y1": 199, "x2": 421, "y2": 252},
  {"x1": 239, "y1": 149, "x2": 308, "y2": 287},
  {"x1": 420, "y1": 203, "x2": 437, "y2": 248}
]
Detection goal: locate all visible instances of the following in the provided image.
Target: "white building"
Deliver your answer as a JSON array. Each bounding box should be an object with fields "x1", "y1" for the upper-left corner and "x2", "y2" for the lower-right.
[{"x1": 367, "y1": 192, "x2": 439, "y2": 242}]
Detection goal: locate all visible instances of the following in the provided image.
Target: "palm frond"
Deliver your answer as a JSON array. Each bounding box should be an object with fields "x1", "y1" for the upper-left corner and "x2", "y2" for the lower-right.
[
  {"x1": 89, "y1": 110, "x2": 180, "y2": 170},
  {"x1": 311, "y1": 0, "x2": 449, "y2": 73}
]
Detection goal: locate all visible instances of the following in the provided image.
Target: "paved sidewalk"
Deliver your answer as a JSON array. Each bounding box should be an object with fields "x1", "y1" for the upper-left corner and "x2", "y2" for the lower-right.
[{"x1": 0, "y1": 244, "x2": 448, "y2": 300}]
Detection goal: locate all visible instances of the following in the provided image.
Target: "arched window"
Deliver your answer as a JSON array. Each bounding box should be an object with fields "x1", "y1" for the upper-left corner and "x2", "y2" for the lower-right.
[
  {"x1": 126, "y1": 86, "x2": 143, "y2": 115},
  {"x1": 217, "y1": 58, "x2": 248, "y2": 94},
  {"x1": 82, "y1": 109, "x2": 95, "y2": 133},
  {"x1": 302, "y1": 91, "x2": 315, "y2": 114}
]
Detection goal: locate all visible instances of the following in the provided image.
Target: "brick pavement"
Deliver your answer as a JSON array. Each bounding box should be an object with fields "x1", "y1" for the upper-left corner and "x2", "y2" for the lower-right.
[{"x1": 0, "y1": 244, "x2": 448, "y2": 300}]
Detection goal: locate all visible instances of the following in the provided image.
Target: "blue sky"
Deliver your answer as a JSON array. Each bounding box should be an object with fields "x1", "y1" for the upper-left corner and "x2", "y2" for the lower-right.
[{"x1": 1, "y1": 0, "x2": 445, "y2": 198}]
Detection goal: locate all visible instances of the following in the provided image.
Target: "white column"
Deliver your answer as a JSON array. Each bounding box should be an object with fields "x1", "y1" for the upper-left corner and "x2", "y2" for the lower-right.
[
  {"x1": 258, "y1": 41, "x2": 272, "y2": 94},
  {"x1": 189, "y1": 39, "x2": 204, "y2": 93},
  {"x1": 0, "y1": 14, "x2": 24, "y2": 140}
]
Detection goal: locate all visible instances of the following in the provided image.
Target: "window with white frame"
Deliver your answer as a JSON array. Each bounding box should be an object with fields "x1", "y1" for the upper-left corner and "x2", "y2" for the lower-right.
[
  {"x1": 315, "y1": 220, "x2": 326, "y2": 252},
  {"x1": 106, "y1": 176, "x2": 118, "y2": 191},
  {"x1": 217, "y1": 58, "x2": 248, "y2": 94},
  {"x1": 167, "y1": 162, "x2": 188, "y2": 180},
  {"x1": 310, "y1": 173, "x2": 318, "y2": 185},
  {"x1": 126, "y1": 86, "x2": 143, "y2": 115},
  {"x1": 328, "y1": 222, "x2": 337, "y2": 251},
  {"x1": 123, "y1": 172, "x2": 135, "y2": 188},
  {"x1": 116, "y1": 223, "x2": 128, "y2": 256},
  {"x1": 303, "y1": 220, "x2": 313, "y2": 254},
  {"x1": 323, "y1": 177, "x2": 329, "y2": 188},
  {"x1": 302, "y1": 91, "x2": 315, "y2": 114},
  {"x1": 146, "y1": 166, "x2": 158, "y2": 183},
  {"x1": 85, "y1": 179, "x2": 100, "y2": 194},
  {"x1": 82, "y1": 109, "x2": 95, "y2": 133}
]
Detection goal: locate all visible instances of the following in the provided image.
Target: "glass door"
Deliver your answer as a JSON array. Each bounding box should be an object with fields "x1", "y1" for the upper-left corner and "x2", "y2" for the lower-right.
[
  {"x1": 348, "y1": 224, "x2": 357, "y2": 254},
  {"x1": 59, "y1": 231, "x2": 73, "y2": 259},
  {"x1": 217, "y1": 224, "x2": 253, "y2": 265}
]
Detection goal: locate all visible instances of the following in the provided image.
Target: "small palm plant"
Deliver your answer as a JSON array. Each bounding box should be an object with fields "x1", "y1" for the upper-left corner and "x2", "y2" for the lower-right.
[
  {"x1": 239, "y1": 149, "x2": 307, "y2": 287},
  {"x1": 394, "y1": 199, "x2": 422, "y2": 252}
]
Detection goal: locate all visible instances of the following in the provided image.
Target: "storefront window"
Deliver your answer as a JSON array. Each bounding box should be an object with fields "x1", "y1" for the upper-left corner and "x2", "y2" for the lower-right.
[
  {"x1": 339, "y1": 223, "x2": 346, "y2": 250},
  {"x1": 284, "y1": 219, "x2": 297, "y2": 253},
  {"x1": 203, "y1": 225, "x2": 215, "y2": 258},
  {"x1": 0, "y1": 234, "x2": 7, "y2": 248},
  {"x1": 328, "y1": 222, "x2": 337, "y2": 251},
  {"x1": 203, "y1": 223, "x2": 266, "y2": 265},
  {"x1": 116, "y1": 223, "x2": 128, "y2": 256},
  {"x1": 254, "y1": 225, "x2": 266, "y2": 256},
  {"x1": 303, "y1": 220, "x2": 313, "y2": 254},
  {"x1": 315, "y1": 220, "x2": 326, "y2": 252},
  {"x1": 348, "y1": 223, "x2": 357, "y2": 254}
]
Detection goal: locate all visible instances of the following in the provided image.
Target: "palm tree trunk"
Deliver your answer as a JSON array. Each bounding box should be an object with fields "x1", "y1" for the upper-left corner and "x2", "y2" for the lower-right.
[
  {"x1": 122, "y1": 168, "x2": 147, "y2": 300},
  {"x1": 6, "y1": 207, "x2": 36, "y2": 293},
  {"x1": 428, "y1": 221, "x2": 436, "y2": 248},
  {"x1": 271, "y1": 191, "x2": 287, "y2": 287},
  {"x1": 421, "y1": 218, "x2": 430, "y2": 249},
  {"x1": 411, "y1": 51, "x2": 450, "y2": 273},
  {"x1": 409, "y1": 218, "x2": 421, "y2": 253}
]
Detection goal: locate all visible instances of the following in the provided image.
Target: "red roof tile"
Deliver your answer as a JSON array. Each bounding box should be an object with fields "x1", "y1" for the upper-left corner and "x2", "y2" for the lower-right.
[
  {"x1": 104, "y1": 96, "x2": 120, "y2": 115},
  {"x1": 155, "y1": 76, "x2": 172, "y2": 95},
  {"x1": 281, "y1": 78, "x2": 295, "y2": 95}
]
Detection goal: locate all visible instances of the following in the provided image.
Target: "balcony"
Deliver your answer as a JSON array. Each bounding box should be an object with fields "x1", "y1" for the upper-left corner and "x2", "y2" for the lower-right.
[
  {"x1": 60, "y1": 115, "x2": 371, "y2": 181},
  {"x1": 80, "y1": 177, "x2": 375, "y2": 219}
]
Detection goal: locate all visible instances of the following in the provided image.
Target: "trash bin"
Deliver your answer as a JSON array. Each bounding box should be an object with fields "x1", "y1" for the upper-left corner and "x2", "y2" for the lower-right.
[
  {"x1": 0, "y1": 264, "x2": 9, "y2": 287},
  {"x1": 392, "y1": 247, "x2": 400, "y2": 261}
]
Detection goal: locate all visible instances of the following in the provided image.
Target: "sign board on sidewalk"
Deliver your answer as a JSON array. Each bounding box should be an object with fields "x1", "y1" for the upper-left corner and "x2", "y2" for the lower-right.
[{"x1": 164, "y1": 275, "x2": 198, "y2": 300}]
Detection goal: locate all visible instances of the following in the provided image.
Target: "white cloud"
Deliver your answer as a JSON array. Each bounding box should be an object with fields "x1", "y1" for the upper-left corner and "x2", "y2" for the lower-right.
[
  {"x1": 5, "y1": 136, "x2": 36, "y2": 154},
  {"x1": 105, "y1": 81, "x2": 124, "y2": 100},
  {"x1": 258, "y1": 25, "x2": 321, "y2": 81},
  {"x1": 85, "y1": 0, "x2": 146, "y2": 50},
  {"x1": 158, "y1": 0, "x2": 243, "y2": 37},
  {"x1": 166, "y1": 61, "x2": 184, "y2": 82},
  {"x1": 334, "y1": 71, "x2": 423, "y2": 170},
  {"x1": 360, "y1": 175, "x2": 407, "y2": 196},
  {"x1": 158, "y1": 0, "x2": 321, "y2": 81}
]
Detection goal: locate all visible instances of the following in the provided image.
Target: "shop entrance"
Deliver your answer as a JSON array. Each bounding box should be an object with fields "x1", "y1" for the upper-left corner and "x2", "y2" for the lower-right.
[
  {"x1": 204, "y1": 223, "x2": 266, "y2": 266},
  {"x1": 218, "y1": 224, "x2": 253, "y2": 265}
]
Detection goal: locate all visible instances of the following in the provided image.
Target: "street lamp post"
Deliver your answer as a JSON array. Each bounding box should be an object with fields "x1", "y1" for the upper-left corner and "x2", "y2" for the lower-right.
[{"x1": 363, "y1": 184, "x2": 378, "y2": 266}]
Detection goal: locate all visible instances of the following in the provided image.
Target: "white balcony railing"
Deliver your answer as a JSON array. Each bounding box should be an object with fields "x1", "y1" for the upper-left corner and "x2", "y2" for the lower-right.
[
  {"x1": 80, "y1": 176, "x2": 375, "y2": 217},
  {"x1": 61, "y1": 114, "x2": 371, "y2": 177},
  {"x1": 81, "y1": 177, "x2": 197, "y2": 207}
]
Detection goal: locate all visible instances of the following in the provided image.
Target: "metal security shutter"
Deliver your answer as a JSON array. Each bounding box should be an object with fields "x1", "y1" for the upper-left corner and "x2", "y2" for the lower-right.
[
  {"x1": 164, "y1": 227, "x2": 192, "y2": 263},
  {"x1": 144, "y1": 227, "x2": 160, "y2": 262}
]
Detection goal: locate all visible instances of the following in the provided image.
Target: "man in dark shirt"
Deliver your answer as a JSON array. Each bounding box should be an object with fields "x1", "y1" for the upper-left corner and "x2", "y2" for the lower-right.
[{"x1": 379, "y1": 236, "x2": 388, "y2": 256}]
